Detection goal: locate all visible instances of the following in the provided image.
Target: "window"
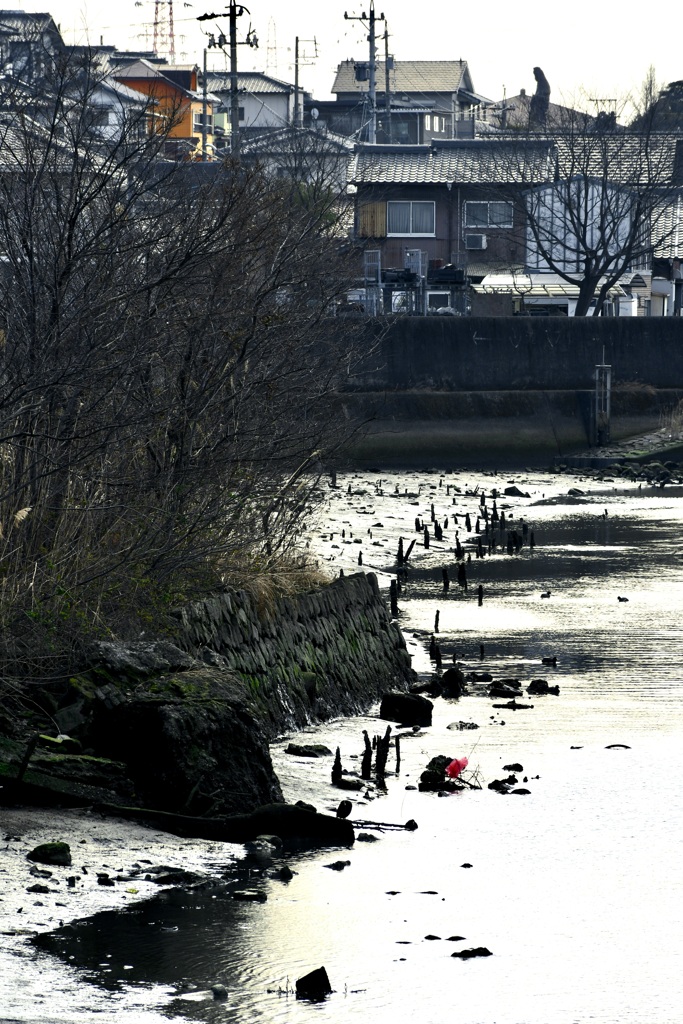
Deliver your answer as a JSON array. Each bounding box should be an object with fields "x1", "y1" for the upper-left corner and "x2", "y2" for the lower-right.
[
  {"x1": 387, "y1": 201, "x2": 435, "y2": 236},
  {"x1": 425, "y1": 114, "x2": 431, "y2": 131},
  {"x1": 193, "y1": 112, "x2": 213, "y2": 132},
  {"x1": 464, "y1": 201, "x2": 513, "y2": 228}
]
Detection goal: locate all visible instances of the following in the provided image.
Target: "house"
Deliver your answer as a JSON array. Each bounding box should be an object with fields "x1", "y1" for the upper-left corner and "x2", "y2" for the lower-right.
[
  {"x1": 349, "y1": 131, "x2": 683, "y2": 315},
  {"x1": 348, "y1": 138, "x2": 547, "y2": 312},
  {"x1": 206, "y1": 71, "x2": 307, "y2": 145},
  {"x1": 314, "y1": 60, "x2": 491, "y2": 143},
  {"x1": 0, "y1": 11, "x2": 63, "y2": 83},
  {"x1": 240, "y1": 125, "x2": 353, "y2": 190},
  {"x1": 112, "y1": 58, "x2": 219, "y2": 160}
]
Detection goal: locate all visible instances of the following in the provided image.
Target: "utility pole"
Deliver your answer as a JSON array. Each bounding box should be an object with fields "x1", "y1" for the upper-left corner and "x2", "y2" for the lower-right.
[
  {"x1": 201, "y1": 34, "x2": 219, "y2": 160},
  {"x1": 383, "y1": 26, "x2": 392, "y2": 143},
  {"x1": 229, "y1": 2, "x2": 241, "y2": 155},
  {"x1": 292, "y1": 36, "x2": 317, "y2": 128},
  {"x1": 344, "y1": 2, "x2": 385, "y2": 144},
  {"x1": 294, "y1": 36, "x2": 299, "y2": 127},
  {"x1": 197, "y1": 3, "x2": 258, "y2": 157}
]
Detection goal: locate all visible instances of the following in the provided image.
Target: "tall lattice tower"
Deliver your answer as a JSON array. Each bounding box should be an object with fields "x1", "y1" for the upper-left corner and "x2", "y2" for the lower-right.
[{"x1": 154, "y1": 0, "x2": 175, "y2": 62}]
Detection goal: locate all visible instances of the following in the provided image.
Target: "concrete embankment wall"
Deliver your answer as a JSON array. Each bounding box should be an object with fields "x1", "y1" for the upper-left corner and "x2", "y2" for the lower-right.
[
  {"x1": 175, "y1": 572, "x2": 414, "y2": 738},
  {"x1": 334, "y1": 317, "x2": 683, "y2": 463}
]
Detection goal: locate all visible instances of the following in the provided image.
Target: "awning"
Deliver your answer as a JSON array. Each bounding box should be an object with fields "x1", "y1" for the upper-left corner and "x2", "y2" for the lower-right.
[{"x1": 471, "y1": 273, "x2": 627, "y2": 298}]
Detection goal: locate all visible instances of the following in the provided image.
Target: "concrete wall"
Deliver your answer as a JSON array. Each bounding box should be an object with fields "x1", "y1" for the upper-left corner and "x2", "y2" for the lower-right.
[
  {"x1": 175, "y1": 572, "x2": 414, "y2": 738},
  {"x1": 349, "y1": 317, "x2": 683, "y2": 391}
]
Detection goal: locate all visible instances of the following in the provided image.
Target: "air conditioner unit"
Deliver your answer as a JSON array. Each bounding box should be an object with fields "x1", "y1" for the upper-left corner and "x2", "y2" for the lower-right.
[{"x1": 465, "y1": 233, "x2": 487, "y2": 250}]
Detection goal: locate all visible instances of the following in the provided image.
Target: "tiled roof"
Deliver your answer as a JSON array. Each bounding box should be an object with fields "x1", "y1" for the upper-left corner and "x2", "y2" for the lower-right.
[
  {"x1": 207, "y1": 72, "x2": 296, "y2": 95},
  {"x1": 652, "y1": 196, "x2": 683, "y2": 258},
  {"x1": 349, "y1": 139, "x2": 555, "y2": 185},
  {"x1": 349, "y1": 134, "x2": 683, "y2": 189},
  {"x1": 333, "y1": 60, "x2": 469, "y2": 96}
]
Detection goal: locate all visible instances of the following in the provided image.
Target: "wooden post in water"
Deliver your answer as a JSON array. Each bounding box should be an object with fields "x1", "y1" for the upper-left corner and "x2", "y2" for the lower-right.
[
  {"x1": 361, "y1": 730, "x2": 373, "y2": 779},
  {"x1": 375, "y1": 725, "x2": 392, "y2": 784},
  {"x1": 390, "y1": 579, "x2": 399, "y2": 617}
]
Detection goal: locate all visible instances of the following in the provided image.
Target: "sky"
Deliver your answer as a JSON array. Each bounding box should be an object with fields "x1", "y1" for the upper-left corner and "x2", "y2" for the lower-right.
[{"x1": 12, "y1": 0, "x2": 681, "y2": 108}]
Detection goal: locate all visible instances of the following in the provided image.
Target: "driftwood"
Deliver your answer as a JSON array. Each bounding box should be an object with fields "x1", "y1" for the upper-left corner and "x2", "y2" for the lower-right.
[{"x1": 94, "y1": 801, "x2": 355, "y2": 846}]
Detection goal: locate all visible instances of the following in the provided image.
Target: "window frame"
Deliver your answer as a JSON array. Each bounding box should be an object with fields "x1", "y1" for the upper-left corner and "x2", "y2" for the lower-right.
[
  {"x1": 387, "y1": 200, "x2": 436, "y2": 237},
  {"x1": 463, "y1": 200, "x2": 514, "y2": 229}
]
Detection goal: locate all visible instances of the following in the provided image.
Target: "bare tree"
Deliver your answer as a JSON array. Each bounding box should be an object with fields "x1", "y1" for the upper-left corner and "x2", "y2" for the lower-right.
[
  {"x1": 497, "y1": 86, "x2": 683, "y2": 315},
  {"x1": 0, "y1": 46, "x2": 366, "y2": 671}
]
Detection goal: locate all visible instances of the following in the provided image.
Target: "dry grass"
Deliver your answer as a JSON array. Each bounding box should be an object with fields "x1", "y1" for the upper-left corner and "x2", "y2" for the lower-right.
[
  {"x1": 660, "y1": 398, "x2": 683, "y2": 438},
  {"x1": 218, "y1": 552, "x2": 333, "y2": 614}
]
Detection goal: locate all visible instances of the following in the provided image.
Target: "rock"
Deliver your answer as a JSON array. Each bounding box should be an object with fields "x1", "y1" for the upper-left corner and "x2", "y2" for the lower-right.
[
  {"x1": 504, "y1": 485, "x2": 529, "y2": 497},
  {"x1": 89, "y1": 640, "x2": 196, "y2": 678},
  {"x1": 527, "y1": 680, "x2": 560, "y2": 695},
  {"x1": 441, "y1": 667, "x2": 466, "y2": 698},
  {"x1": 323, "y1": 860, "x2": 351, "y2": 871},
  {"x1": 285, "y1": 743, "x2": 333, "y2": 757},
  {"x1": 491, "y1": 700, "x2": 534, "y2": 710},
  {"x1": 470, "y1": 671, "x2": 493, "y2": 683},
  {"x1": 357, "y1": 833, "x2": 378, "y2": 842},
  {"x1": 231, "y1": 889, "x2": 267, "y2": 902},
  {"x1": 424, "y1": 934, "x2": 441, "y2": 940},
  {"x1": 87, "y1": 671, "x2": 284, "y2": 816},
  {"x1": 451, "y1": 947, "x2": 492, "y2": 959},
  {"x1": 26, "y1": 883, "x2": 51, "y2": 894},
  {"x1": 605, "y1": 743, "x2": 631, "y2": 749},
  {"x1": 447, "y1": 721, "x2": 479, "y2": 731},
  {"x1": 97, "y1": 874, "x2": 115, "y2": 886},
  {"x1": 296, "y1": 966, "x2": 332, "y2": 1001},
  {"x1": 211, "y1": 985, "x2": 228, "y2": 1001},
  {"x1": 489, "y1": 683, "x2": 522, "y2": 699},
  {"x1": 419, "y1": 755, "x2": 461, "y2": 792},
  {"x1": 503, "y1": 763, "x2": 523, "y2": 772},
  {"x1": 380, "y1": 692, "x2": 433, "y2": 727},
  {"x1": 275, "y1": 865, "x2": 294, "y2": 881},
  {"x1": 151, "y1": 869, "x2": 205, "y2": 886},
  {"x1": 27, "y1": 842, "x2": 72, "y2": 867}
]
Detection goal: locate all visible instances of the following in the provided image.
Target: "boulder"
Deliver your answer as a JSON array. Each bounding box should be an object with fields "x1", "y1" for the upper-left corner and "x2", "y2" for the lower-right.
[
  {"x1": 380, "y1": 692, "x2": 433, "y2": 727},
  {"x1": 441, "y1": 667, "x2": 465, "y2": 698},
  {"x1": 27, "y1": 842, "x2": 71, "y2": 867},
  {"x1": 527, "y1": 679, "x2": 560, "y2": 696},
  {"x1": 87, "y1": 668, "x2": 283, "y2": 816}
]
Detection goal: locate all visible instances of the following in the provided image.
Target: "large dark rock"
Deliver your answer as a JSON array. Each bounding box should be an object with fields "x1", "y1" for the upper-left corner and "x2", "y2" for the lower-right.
[
  {"x1": 441, "y1": 666, "x2": 465, "y2": 698},
  {"x1": 296, "y1": 966, "x2": 332, "y2": 1001},
  {"x1": 527, "y1": 679, "x2": 560, "y2": 695},
  {"x1": 27, "y1": 842, "x2": 72, "y2": 866},
  {"x1": 380, "y1": 692, "x2": 433, "y2": 727},
  {"x1": 86, "y1": 668, "x2": 283, "y2": 816}
]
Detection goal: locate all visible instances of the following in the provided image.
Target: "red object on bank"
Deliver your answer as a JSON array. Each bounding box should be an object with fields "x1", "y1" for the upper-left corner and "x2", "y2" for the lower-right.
[{"x1": 445, "y1": 756, "x2": 469, "y2": 778}]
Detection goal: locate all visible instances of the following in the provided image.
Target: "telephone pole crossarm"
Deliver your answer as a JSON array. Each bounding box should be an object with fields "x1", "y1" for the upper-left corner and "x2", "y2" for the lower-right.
[
  {"x1": 344, "y1": 1, "x2": 385, "y2": 144},
  {"x1": 197, "y1": 2, "x2": 258, "y2": 156}
]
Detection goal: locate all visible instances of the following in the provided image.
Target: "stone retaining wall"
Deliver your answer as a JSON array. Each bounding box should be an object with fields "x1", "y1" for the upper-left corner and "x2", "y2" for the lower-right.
[{"x1": 174, "y1": 572, "x2": 414, "y2": 738}]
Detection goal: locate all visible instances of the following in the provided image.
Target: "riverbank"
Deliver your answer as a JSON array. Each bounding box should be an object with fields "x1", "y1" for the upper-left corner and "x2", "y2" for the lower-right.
[
  {"x1": 3, "y1": 468, "x2": 683, "y2": 1023},
  {"x1": 0, "y1": 805, "x2": 244, "y2": 1021}
]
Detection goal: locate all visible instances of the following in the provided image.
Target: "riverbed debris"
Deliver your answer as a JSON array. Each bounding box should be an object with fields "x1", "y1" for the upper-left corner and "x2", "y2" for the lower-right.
[{"x1": 295, "y1": 966, "x2": 332, "y2": 1001}]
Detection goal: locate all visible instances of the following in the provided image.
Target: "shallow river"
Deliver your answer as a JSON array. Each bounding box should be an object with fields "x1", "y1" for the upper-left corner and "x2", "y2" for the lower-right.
[{"x1": 7, "y1": 468, "x2": 683, "y2": 1024}]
